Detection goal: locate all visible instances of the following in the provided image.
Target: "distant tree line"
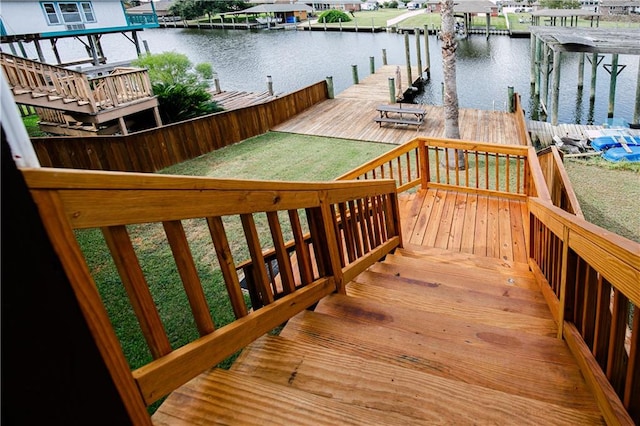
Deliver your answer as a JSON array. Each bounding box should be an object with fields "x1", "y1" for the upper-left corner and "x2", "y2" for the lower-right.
[{"x1": 169, "y1": 0, "x2": 249, "y2": 20}]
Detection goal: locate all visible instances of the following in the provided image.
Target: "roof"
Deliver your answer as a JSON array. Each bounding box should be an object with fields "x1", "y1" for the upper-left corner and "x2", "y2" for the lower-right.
[
  {"x1": 127, "y1": 1, "x2": 175, "y2": 16},
  {"x1": 530, "y1": 26, "x2": 640, "y2": 55},
  {"x1": 531, "y1": 8, "x2": 601, "y2": 17},
  {"x1": 224, "y1": 4, "x2": 313, "y2": 14}
]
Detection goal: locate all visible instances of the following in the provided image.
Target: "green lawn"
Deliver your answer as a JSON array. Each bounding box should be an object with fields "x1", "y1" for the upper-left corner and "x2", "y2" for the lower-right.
[{"x1": 309, "y1": 9, "x2": 407, "y2": 28}]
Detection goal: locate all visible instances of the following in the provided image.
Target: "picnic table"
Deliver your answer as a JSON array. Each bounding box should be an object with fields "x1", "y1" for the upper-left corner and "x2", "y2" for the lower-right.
[{"x1": 374, "y1": 104, "x2": 426, "y2": 129}]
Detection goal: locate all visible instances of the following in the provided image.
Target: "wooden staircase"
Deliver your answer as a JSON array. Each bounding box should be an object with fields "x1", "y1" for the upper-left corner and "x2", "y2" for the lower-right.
[{"x1": 152, "y1": 248, "x2": 604, "y2": 425}]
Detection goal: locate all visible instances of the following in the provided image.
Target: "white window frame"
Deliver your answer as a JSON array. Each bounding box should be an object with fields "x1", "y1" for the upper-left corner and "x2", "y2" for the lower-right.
[{"x1": 41, "y1": 2, "x2": 96, "y2": 25}]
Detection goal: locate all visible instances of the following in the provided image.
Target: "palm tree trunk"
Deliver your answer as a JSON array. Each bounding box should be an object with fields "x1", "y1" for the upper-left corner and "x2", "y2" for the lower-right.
[{"x1": 441, "y1": 0, "x2": 465, "y2": 169}]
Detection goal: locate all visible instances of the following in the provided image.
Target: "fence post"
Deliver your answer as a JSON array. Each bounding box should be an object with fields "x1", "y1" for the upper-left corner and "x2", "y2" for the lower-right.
[
  {"x1": 370, "y1": 56, "x2": 375, "y2": 74},
  {"x1": 389, "y1": 77, "x2": 396, "y2": 103},
  {"x1": 352, "y1": 64, "x2": 359, "y2": 84},
  {"x1": 266, "y1": 75, "x2": 274, "y2": 96},
  {"x1": 382, "y1": 48, "x2": 388, "y2": 66}
]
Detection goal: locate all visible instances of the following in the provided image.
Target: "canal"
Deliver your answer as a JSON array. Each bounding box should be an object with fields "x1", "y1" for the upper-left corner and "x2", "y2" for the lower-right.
[{"x1": 9, "y1": 27, "x2": 640, "y2": 125}]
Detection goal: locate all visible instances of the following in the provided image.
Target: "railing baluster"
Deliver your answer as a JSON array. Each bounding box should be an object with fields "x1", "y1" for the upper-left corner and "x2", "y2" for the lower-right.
[
  {"x1": 506, "y1": 154, "x2": 511, "y2": 193},
  {"x1": 288, "y1": 210, "x2": 314, "y2": 286},
  {"x1": 306, "y1": 208, "x2": 327, "y2": 277},
  {"x1": 206, "y1": 216, "x2": 248, "y2": 319},
  {"x1": 593, "y1": 276, "x2": 613, "y2": 369},
  {"x1": 607, "y1": 289, "x2": 630, "y2": 395},
  {"x1": 329, "y1": 204, "x2": 346, "y2": 267},
  {"x1": 396, "y1": 157, "x2": 403, "y2": 186},
  {"x1": 363, "y1": 196, "x2": 377, "y2": 250},
  {"x1": 623, "y1": 308, "x2": 639, "y2": 412},
  {"x1": 356, "y1": 198, "x2": 371, "y2": 254},
  {"x1": 516, "y1": 156, "x2": 522, "y2": 194},
  {"x1": 495, "y1": 153, "x2": 500, "y2": 192},
  {"x1": 582, "y1": 264, "x2": 599, "y2": 347},
  {"x1": 102, "y1": 225, "x2": 173, "y2": 359},
  {"x1": 266, "y1": 211, "x2": 296, "y2": 295},
  {"x1": 240, "y1": 213, "x2": 274, "y2": 306},
  {"x1": 163, "y1": 220, "x2": 215, "y2": 336},
  {"x1": 484, "y1": 152, "x2": 489, "y2": 190},
  {"x1": 349, "y1": 200, "x2": 363, "y2": 258},
  {"x1": 338, "y1": 202, "x2": 356, "y2": 263}
]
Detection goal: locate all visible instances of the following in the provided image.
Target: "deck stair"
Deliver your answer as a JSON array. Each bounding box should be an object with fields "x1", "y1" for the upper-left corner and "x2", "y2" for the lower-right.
[{"x1": 153, "y1": 248, "x2": 604, "y2": 425}]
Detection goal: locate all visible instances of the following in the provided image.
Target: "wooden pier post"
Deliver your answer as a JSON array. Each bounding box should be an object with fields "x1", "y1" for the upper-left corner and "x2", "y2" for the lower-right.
[
  {"x1": 382, "y1": 49, "x2": 388, "y2": 66},
  {"x1": 508, "y1": 86, "x2": 515, "y2": 113},
  {"x1": 577, "y1": 52, "x2": 585, "y2": 89},
  {"x1": 389, "y1": 78, "x2": 396, "y2": 103},
  {"x1": 415, "y1": 28, "x2": 423, "y2": 80},
  {"x1": 352, "y1": 65, "x2": 359, "y2": 84},
  {"x1": 530, "y1": 33, "x2": 537, "y2": 86},
  {"x1": 212, "y1": 72, "x2": 221, "y2": 94},
  {"x1": 541, "y1": 44, "x2": 550, "y2": 113},
  {"x1": 534, "y1": 37, "x2": 542, "y2": 97},
  {"x1": 634, "y1": 57, "x2": 640, "y2": 125},
  {"x1": 267, "y1": 75, "x2": 274, "y2": 96},
  {"x1": 404, "y1": 32, "x2": 412, "y2": 85},
  {"x1": 485, "y1": 13, "x2": 490, "y2": 39},
  {"x1": 551, "y1": 50, "x2": 562, "y2": 126},
  {"x1": 590, "y1": 52, "x2": 598, "y2": 102},
  {"x1": 424, "y1": 24, "x2": 431, "y2": 80},
  {"x1": 370, "y1": 56, "x2": 375, "y2": 74},
  {"x1": 326, "y1": 76, "x2": 334, "y2": 99},
  {"x1": 607, "y1": 53, "x2": 619, "y2": 118}
]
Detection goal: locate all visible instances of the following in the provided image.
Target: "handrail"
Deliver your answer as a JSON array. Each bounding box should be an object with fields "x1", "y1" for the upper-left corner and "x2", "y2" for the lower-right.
[
  {"x1": 89, "y1": 68, "x2": 154, "y2": 109},
  {"x1": 22, "y1": 167, "x2": 401, "y2": 420},
  {"x1": 1, "y1": 52, "x2": 96, "y2": 112},
  {"x1": 537, "y1": 146, "x2": 584, "y2": 218},
  {"x1": 337, "y1": 137, "x2": 545, "y2": 199},
  {"x1": 528, "y1": 196, "x2": 639, "y2": 425},
  {"x1": 1, "y1": 52, "x2": 154, "y2": 114}
]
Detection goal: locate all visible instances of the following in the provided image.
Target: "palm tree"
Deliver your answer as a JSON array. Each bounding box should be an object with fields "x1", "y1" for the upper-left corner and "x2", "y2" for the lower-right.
[{"x1": 440, "y1": 0, "x2": 465, "y2": 169}]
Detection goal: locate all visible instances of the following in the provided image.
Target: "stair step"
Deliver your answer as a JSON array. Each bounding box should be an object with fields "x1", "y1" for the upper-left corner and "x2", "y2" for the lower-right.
[
  {"x1": 315, "y1": 293, "x2": 572, "y2": 364},
  {"x1": 279, "y1": 309, "x2": 600, "y2": 413},
  {"x1": 376, "y1": 253, "x2": 539, "y2": 291},
  {"x1": 345, "y1": 272, "x2": 557, "y2": 336},
  {"x1": 232, "y1": 334, "x2": 602, "y2": 425},
  {"x1": 152, "y1": 368, "x2": 415, "y2": 425},
  {"x1": 396, "y1": 244, "x2": 531, "y2": 272}
]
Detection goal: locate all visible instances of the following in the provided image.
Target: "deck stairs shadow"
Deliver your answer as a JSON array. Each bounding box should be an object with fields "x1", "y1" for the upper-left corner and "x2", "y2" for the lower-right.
[{"x1": 152, "y1": 247, "x2": 604, "y2": 425}]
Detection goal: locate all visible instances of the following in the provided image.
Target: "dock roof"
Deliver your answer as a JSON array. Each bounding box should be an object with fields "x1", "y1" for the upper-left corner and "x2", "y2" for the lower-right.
[{"x1": 530, "y1": 26, "x2": 640, "y2": 55}]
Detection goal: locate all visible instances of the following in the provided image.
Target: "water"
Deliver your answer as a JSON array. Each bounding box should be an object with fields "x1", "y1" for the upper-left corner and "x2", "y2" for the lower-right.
[{"x1": 5, "y1": 27, "x2": 639, "y2": 124}]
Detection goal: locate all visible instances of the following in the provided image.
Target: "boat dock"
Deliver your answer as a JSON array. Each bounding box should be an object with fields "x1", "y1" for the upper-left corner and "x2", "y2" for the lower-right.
[
  {"x1": 528, "y1": 119, "x2": 640, "y2": 147},
  {"x1": 274, "y1": 65, "x2": 528, "y2": 146}
]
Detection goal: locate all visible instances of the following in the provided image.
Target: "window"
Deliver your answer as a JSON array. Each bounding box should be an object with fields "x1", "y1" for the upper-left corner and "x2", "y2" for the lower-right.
[
  {"x1": 43, "y1": 3, "x2": 60, "y2": 24},
  {"x1": 59, "y1": 3, "x2": 81, "y2": 23},
  {"x1": 41, "y1": 2, "x2": 96, "y2": 25},
  {"x1": 81, "y1": 2, "x2": 95, "y2": 22}
]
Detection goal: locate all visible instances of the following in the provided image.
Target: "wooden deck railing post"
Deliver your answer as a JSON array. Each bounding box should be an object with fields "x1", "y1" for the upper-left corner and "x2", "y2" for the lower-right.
[{"x1": 418, "y1": 139, "x2": 429, "y2": 190}]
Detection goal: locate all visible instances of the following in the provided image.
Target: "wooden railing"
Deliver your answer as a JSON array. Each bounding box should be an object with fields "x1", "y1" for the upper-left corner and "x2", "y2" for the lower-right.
[
  {"x1": 22, "y1": 167, "x2": 400, "y2": 424},
  {"x1": 537, "y1": 146, "x2": 584, "y2": 218},
  {"x1": 1, "y1": 52, "x2": 95, "y2": 111},
  {"x1": 89, "y1": 67, "x2": 154, "y2": 109},
  {"x1": 513, "y1": 92, "x2": 533, "y2": 147},
  {"x1": 338, "y1": 137, "x2": 550, "y2": 200},
  {"x1": 528, "y1": 198, "x2": 639, "y2": 425},
  {"x1": 1, "y1": 52, "x2": 155, "y2": 113}
]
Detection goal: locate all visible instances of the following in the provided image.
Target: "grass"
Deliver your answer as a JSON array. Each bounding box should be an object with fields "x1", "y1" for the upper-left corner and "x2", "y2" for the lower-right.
[
  {"x1": 310, "y1": 9, "x2": 407, "y2": 28},
  {"x1": 22, "y1": 114, "x2": 48, "y2": 137},
  {"x1": 564, "y1": 157, "x2": 640, "y2": 243}
]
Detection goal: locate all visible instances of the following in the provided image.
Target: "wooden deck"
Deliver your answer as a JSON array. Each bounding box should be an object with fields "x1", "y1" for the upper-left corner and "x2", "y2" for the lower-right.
[
  {"x1": 210, "y1": 90, "x2": 280, "y2": 110},
  {"x1": 274, "y1": 65, "x2": 527, "y2": 146},
  {"x1": 399, "y1": 188, "x2": 529, "y2": 263}
]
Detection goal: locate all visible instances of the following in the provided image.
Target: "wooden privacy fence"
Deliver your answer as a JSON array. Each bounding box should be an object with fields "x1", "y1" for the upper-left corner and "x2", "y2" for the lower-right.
[
  {"x1": 23, "y1": 167, "x2": 400, "y2": 423},
  {"x1": 30, "y1": 81, "x2": 329, "y2": 172}
]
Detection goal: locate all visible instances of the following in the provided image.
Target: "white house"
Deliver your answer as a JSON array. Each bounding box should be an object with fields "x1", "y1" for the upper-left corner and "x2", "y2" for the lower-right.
[{"x1": 0, "y1": 1, "x2": 159, "y2": 66}]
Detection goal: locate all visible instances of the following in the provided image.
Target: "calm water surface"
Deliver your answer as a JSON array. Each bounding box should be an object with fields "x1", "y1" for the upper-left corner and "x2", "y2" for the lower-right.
[{"x1": 9, "y1": 27, "x2": 639, "y2": 124}]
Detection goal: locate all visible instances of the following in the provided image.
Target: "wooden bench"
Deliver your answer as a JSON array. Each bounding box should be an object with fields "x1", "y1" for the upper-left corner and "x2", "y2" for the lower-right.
[{"x1": 375, "y1": 104, "x2": 426, "y2": 130}]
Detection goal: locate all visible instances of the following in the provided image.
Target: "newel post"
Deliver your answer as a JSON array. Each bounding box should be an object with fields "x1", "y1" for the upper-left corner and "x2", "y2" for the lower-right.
[{"x1": 418, "y1": 139, "x2": 430, "y2": 190}]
